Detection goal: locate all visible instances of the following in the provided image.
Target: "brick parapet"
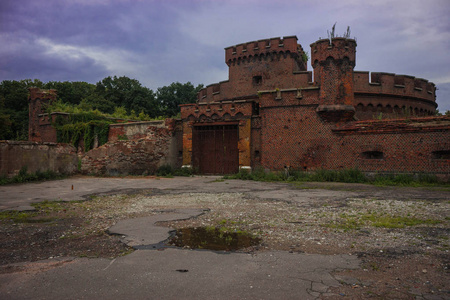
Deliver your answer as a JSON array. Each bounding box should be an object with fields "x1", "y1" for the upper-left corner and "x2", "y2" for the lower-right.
[
  {"x1": 354, "y1": 71, "x2": 436, "y2": 107},
  {"x1": 198, "y1": 36, "x2": 310, "y2": 104},
  {"x1": 257, "y1": 88, "x2": 320, "y2": 108},
  {"x1": 28, "y1": 87, "x2": 57, "y2": 102},
  {"x1": 333, "y1": 116, "x2": 450, "y2": 135},
  {"x1": 197, "y1": 71, "x2": 315, "y2": 103},
  {"x1": 180, "y1": 101, "x2": 253, "y2": 122},
  {"x1": 225, "y1": 36, "x2": 302, "y2": 63},
  {"x1": 310, "y1": 38, "x2": 357, "y2": 64}
]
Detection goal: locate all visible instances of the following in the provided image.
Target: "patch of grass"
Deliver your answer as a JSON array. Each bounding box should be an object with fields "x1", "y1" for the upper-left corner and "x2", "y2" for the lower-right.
[
  {"x1": 326, "y1": 212, "x2": 443, "y2": 231},
  {"x1": 156, "y1": 164, "x2": 195, "y2": 177},
  {"x1": 0, "y1": 166, "x2": 65, "y2": 186},
  {"x1": 223, "y1": 168, "x2": 449, "y2": 187},
  {"x1": 363, "y1": 215, "x2": 442, "y2": 228},
  {"x1": 32, "y1": 200, "x2": 64, "y2": 211},
  {"x1": 0, "y1": 210, "x2": 38, "y2": 223},
  {"x1": 327, "y1": 217, "x2": 362, "y2": 231},
  {"x1": 0, "y1": 199, "x2": 85, "y2": 223},
  {"x1": 0, "y1": 209, "x2": 56, "y2": 223}
]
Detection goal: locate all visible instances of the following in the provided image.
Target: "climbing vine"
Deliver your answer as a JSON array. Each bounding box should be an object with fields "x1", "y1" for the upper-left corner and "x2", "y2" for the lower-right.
[{"x1": 52, "y1": 112, "x2": 112, "y2": 152}]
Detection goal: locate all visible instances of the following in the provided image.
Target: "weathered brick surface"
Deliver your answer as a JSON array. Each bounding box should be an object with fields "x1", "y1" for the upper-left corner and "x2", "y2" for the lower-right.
[
  {"x1": 194, "y1": 36, "x2": 436, "y2": 120},
  {"x1": 354, "y1": 71, "x2": 437, "y2": 120},
  {"x1": 28, "y1": 88, "x2": 58, "y2": 142},
  {"x1": 180, "y1": 35, "x2": 448, "y2": 176},
  {"x1": 108, "y1": 121, "x2": 167, "y2": 141},
  {"x1": 0, "y1": 141, "x2": 77, "y2": 177},
  {"x1": 259, "y1": 100, "x2": 449, "y2": 175},
  {"x1": 81, "y1": 126, "x2": 177, "y2": 176}
]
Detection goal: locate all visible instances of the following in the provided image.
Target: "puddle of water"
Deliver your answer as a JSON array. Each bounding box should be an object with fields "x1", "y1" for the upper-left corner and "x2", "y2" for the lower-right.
[{"x1": 167, "y1": 227, "x2": 261, "y2": 251}]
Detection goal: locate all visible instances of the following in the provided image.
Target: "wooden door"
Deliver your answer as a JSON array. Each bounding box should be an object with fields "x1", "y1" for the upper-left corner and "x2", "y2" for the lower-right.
[{"x1": 193, "y1": 125, "x2": 239, "y2": 174}]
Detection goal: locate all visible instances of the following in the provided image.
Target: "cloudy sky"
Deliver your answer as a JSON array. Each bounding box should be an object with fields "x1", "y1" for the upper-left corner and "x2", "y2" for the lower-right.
[{"x1": 1, "y1": 0, "x2": 449, "y2": 111}]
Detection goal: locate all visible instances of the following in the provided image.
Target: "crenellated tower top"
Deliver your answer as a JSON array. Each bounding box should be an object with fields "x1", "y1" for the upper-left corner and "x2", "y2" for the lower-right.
[
  {"x1": 225, "y1": 36, "x2": 306, "y2": 69},
  {"x1": 310, "y1": 37, "x2": 356, "y2": 67},
  {"x1": 310, "y1": 37, "x2": 357, "y2": 122}
]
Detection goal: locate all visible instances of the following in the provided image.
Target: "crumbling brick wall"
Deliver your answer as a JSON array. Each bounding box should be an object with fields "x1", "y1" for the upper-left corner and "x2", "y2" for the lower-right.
[
  {"x1": 0, "y1": 141, "x2": 77, "y2": 178},
  {"x1": 81, "y1": 123, "x2": 179, "y2": 176},
  {"x1": 28, "y1": 88, "x2": 58, "y2": 143}
]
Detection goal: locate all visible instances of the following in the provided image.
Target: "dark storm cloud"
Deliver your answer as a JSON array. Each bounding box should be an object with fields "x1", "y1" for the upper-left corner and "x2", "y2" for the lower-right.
[{"x1": 0, "y1": 0, "x2": 449, "y2": 111}]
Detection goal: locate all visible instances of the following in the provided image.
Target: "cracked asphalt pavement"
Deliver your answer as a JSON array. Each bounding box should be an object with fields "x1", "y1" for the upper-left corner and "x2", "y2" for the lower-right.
[{"x1": 0, "y1": 175, "x2": 448, "y2": 299}]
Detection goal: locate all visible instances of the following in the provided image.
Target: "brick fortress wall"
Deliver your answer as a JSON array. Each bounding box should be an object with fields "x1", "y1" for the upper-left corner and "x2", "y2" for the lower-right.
[
  {"x1": 0, "y1": 141, "x2": 78, "y2": 178},
  {"x1": 180, "y1": 34, "x2": 448, "y2": 177},
  {"x1": 258, "y1": 89, "x2": 449, "y2": 177}
]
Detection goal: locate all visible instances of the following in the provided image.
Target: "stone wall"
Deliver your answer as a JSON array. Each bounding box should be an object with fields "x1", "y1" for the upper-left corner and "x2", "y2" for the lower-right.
[
  {"x1": 108, "y1": 120, "x2": 168, "y2": 142},
  {"x1": 81, "y1": 123, "x2": 180, "y2": 176},
  {"x1": 0, "y1": 141, "x2": 78, "y2": 178},
  {"x1": 258, "y1": 90, "x2": 450, "y2": 177}
]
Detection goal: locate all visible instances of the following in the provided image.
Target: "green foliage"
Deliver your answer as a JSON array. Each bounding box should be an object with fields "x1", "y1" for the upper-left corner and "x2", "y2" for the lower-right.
[
  {"x1": 225, "y1": 168, "x2": 367, "y2": 183},
  {"x1": 95, "y1": 76, "x2": 159, "y2": 118},
  {"x1": 1, "y1": 77, "x2": 204, "y2": 141},
  {"x1": 53, "y1": 112, "x2": 112, "y2": 151},
  {"x1": 372, "y1": 173, "x2": 441, "y2": 186},
  {"x1": 0, "y1": 166, "x2": 64, "y2": 186},
  {"x1": 224, "y1": 168, "x2": 447, "y2": 187},
  {"x1": 156, "y1": 164, "x2": 174, "y2": 177},
  {"x1": 156, "y1": 164, "x2": 194, "y2": 177},
  {"x1": 0, "y1": 79, "x2": 43, "y2": 140},
  {"x1": 111, "y1": 106, "x2": 131, "y2": 119},
  {"x1": 326, "y1": 211, "x2": 442, "y2": 231},
  {"x1": 43, "y1": 81, "x2": 95, "y2": 105},
  {"x1": 308, "y1": 168, "x2": 367, "y2": 183},
  {"x1": 156, "y1": 82, "x2": 203, "y2": 117},
  {"x1": 301, "y1": 51, "x2": 310, "y2": 62}
]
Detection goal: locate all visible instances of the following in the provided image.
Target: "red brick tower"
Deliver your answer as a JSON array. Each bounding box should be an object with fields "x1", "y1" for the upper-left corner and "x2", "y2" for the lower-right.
[
  {"x1": 311, "y1": 37, "x2": 357, "y2": 122},
  {"x1": 28, "y1": 87, "x2": 57, "y2": 142}
]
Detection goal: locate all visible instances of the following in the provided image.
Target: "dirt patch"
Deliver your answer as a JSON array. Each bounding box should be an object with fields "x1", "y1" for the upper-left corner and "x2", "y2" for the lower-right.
[
  {"x1": 326, "y1": 252, "x2": 449, "y2": 299},
  {"x1": 0, "y1": 204, "x2": 132, "y2": 269},
  {"x1": 0, "y1": 182, "x2": 449, "y2": 299}
]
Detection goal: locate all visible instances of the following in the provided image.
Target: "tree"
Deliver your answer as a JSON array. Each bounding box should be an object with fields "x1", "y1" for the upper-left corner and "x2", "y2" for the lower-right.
[
  {"x1": 44, "y1": 81, "x2": 95, "y2": 105},
  {"x1": 156, "y1": 82, "x2": 203, "y2": 117},
  {"x1": 95, "y1": 76, "x2": 159, "y2": 117},
  {"x1": 0, "y1": 79, "x2": 43, "y2": 140},
  {"x1": 81, "y1": 93, "x2": 115, "y2": 114}
]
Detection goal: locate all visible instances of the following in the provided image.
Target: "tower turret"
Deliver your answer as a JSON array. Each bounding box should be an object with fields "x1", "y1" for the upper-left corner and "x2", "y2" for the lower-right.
[
  {"x1": 311, "y1": 37, "x2": 357, "y2": 122},
  {"x1": 28, "y1": 87, "x2": 57, "y2": 142}
]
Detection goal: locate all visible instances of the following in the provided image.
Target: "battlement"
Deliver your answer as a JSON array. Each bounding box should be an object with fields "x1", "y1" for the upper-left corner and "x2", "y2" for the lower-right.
[
  {"x1": 180, "y1": 100, "x2": 254, "y2": 122},
  {"x1": 310, "y1": 37, "x2": 357, "y2": 64},
  {"x1": 28, "y1": 87, "x2": 57, "y2": 101},
  {"x1": 225, "y1": 36, "x2": 303, "y2": 64},
  {"x1": 333, "y1": 115, "x2": 450, "y2": 135},
  {"x1": 354, "y1": 71, "x2": 436, "y2": 104},
  {"x1": 196, "y1": 71, "x2": 314, "y2": 103}
]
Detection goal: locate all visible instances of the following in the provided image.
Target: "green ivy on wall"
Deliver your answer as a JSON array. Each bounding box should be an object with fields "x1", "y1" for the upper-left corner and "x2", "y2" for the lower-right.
[{"x1": 52, "y1": 112, "x2": 112, "y2": 152}]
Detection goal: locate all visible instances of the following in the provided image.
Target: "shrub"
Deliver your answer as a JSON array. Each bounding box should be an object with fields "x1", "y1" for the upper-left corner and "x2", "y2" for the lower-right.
[
  {"x1": 156, "y1": 164, "x2": 173, "y2": 176},
  {"x1": 0, "y1": 167, "x2": 63, "y2": 185}
]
